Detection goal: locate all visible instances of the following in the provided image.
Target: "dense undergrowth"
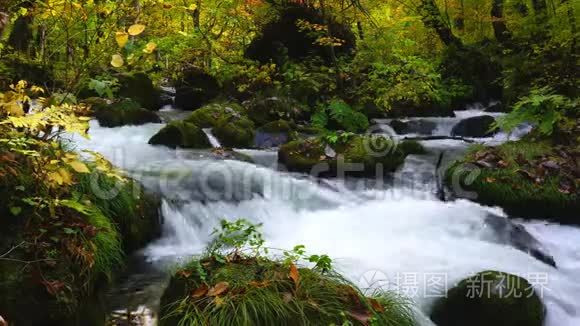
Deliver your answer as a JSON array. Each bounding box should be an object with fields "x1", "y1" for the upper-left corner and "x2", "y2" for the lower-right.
[{"x1": 0, "y1": 81, "x2": 159, "y2": 324}]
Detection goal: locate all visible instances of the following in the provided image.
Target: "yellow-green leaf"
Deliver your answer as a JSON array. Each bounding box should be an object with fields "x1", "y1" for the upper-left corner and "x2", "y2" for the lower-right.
[
  {"x1": 128, "y1": 24, "x2": 146, "y2": 36},
  {"x1": 68, "y1": 160, "x2": 90, "y2": 173},
  {"x1": 115, "y1": 31, "x2": 129, "y2": 48},
  {"x1": 143, "y1": 42, "x2": 157, "y2": 54},
  {"x1": 111, "y1": 54, "x2": 124, "y2": 67}
]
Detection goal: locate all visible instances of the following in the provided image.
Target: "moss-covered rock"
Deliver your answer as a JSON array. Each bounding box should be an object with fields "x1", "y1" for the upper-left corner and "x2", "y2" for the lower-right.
[
  {"x1": 148, "y1": 120, "x2": 211, "y2": 149},
  {"x1": 160, "y1": 256, "x2": 414, "y2": 326},
  {"x1": 117, "y1": 72, "x2": 161, "y2": 110},
  {"x1": 181, "y1": 102, "x2": 256, "y2": 148},
  {"x1": 173, "y1": 68, "x2": 220, "y2": 110},
  {"x1": 244, "y1": 96, "x2": 307, "y2": 126},
  {"x1": 91, "y1": 98, "x2": 161, "y2": 127},
  {"x1": 278, "y1": 135, "x2": 424, "y2": 177},
  {"x1": 430, "y1": 270, "x2": 545, "y2": 326},
  {"x1": 445, "y1": 140, "x2": 580, "y2": 223},
  {"x1": 214, "y1": 115, "x2": 255, "y2": 148}
]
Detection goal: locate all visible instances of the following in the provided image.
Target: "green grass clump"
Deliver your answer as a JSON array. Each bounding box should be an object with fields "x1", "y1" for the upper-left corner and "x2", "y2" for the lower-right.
[{"x1": 160, "y1": 257, "x2": 415, "y2": 326}]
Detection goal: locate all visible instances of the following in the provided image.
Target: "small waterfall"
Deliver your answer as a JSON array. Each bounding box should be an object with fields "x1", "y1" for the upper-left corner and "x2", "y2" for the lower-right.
[{"x1": 202, "y1": 128, "x2": 222, "y2": 148}]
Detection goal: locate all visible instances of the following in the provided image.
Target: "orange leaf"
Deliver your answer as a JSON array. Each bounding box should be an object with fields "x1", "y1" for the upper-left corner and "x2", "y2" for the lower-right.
[
  {"x1": 289, "y1": 263, "x2": 300, "y2": 287},
  {"x1": 369, "y1": 298, "x2": 384, "y2": 312},
  {"x1": 191, "y1": 284, "x2": 209, "y2": 298},
  {"x1": 207, "y1": 281, "x2": 229, "y2": 296}
]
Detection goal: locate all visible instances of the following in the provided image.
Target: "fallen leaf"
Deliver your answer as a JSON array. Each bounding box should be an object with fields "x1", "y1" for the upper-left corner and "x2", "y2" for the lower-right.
[
  {"x1": 213, "y1": 296, "x2": 225, "y2": 307},
  {"x1": 111, "y1": 54, "x2": 124, "y2": 68},
  {"x1": 248, "y1": 280, "x2": 271, "y2": 288},
  {"x1": 497, "y1": 160, "x2": 509, "y2": 168},
  {"x1": 207, "y1": 281, "x2": 229, "y2": 296},
  {"x1": 289, "y1": 263, "x2": 300, "y2": 287},
  {"x1": 191, "y1": 284, "x2": 209, "y2": 298},
  {"x1": 128, "y1": 24, "x2": 146, "y2": 36},
  {"x1": 485, "y1": 177, "x2": 496, "y2": 183},
  {"x1": 0, "y1": 314, "x2": 6, "y2": 326},
  {"x1": 143, "y1": 42, "x2": 157, "y2": 54}
]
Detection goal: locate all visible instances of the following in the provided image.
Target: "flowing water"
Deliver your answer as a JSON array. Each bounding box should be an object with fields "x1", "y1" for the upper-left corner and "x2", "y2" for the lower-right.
[{"x1": 68, "y1": 109, "x2": 580, "y2": 326}]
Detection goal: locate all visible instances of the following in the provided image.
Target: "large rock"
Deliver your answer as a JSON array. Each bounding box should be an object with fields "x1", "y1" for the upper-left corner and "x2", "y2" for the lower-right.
[
  {"x1": 245, "y1": 4, "x2": 355, "y2": 64},
  {"x1": 90, "y1": 98, "x2": 161, "y2": 127},
  {"x1": 148, "y1": 120, "x2": 211, "y2": 149},
  {"x1": 173, "y1": 68, "x2": 220, "y2": 110},
  {"x1": 117, "y1": 72, "x2": 161, "y2": 110},
  {"x1": 430, "y1": 271, "x2": 545, "y2": 326},
  {"x1": 278, "y1": 135, "x2": 424, "y2": 177},
  {"x1": 244, "y1": 96, "x2": 307, "y2": 126},
  {"x1": 390, "y1": 119, "x2": 437, "y2": 135},
  {"x1": 451, "y1": 115, "x2": 497, "y2": 138}
]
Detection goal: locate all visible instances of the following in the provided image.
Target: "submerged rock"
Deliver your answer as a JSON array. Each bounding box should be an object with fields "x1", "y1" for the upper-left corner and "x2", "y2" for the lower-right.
[
  {"x1": 484, "y1": 214, "x2": 556, "y2": 267},
  {"x1": 430, "y1": 270, "x2": 545, "y2": 326},
  {"x1": 390, "y1": 119, "x2": 437, "y2": 135},
  {"x1": 451, "y1": 115, "x2": 497, "y2": 138}
]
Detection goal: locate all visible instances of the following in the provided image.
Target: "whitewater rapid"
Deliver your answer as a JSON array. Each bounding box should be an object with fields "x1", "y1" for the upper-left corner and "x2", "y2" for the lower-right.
[{"x1": 68, "y1": 116, "x2": 580, "y2": 326}]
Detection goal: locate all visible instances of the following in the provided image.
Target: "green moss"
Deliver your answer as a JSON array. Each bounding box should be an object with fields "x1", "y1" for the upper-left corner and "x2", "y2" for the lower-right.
[
  {"x1": 445, "y1": 140, "x2": 579, "y2": 223},
  {"x1": 430, "y1": 271, "x2": 545, "y2": 326},
  {"x1": 279, "y1": 136, "x2": 418, "y2": 177},
  {"x1": 92, "y1": 98, "x2": 161, "y2": 127},
  {"x1": 398, "y1": 140, "x2": 426, "y2": 155},
  {"x1": 116, "y1": 72, "x2": 161, "y2": 110},
  {"x1": 185, "y1": 102, "x2": 245, "y2": 127},
  {"x1": 214, "y1": 115, "x2": 255, "y2": 148},
  {"x1": 257, "y1": 120, "x2": 294, "y2": 133},
  {"x1": 149, "y1": 120, "x2": 211, "y2": 149},
  {"x1": 160, "y1": 257, "x2": 415, "y2": 326}
]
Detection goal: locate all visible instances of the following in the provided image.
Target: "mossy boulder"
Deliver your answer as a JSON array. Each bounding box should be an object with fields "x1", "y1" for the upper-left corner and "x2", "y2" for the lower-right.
[
  {"x1": 148, "y1": 120, "x2": 211, "y2": 149},
  {"x1": 430, "y1": 271, "x2": 545, "y2": 326},
  {"x1": 91, "y1": 98, "x2": 161, "y2": 127},
  {"x1": 117, "y1": 72, "x2": 161, "y2": 110},
  {"x1": 278, "y1": 135, "x2": 425, "y2": 177},
  {"x1": 445, "y1": 140, "x2": 580, "y2": 223},
  {"x1": 181, "y1": 102, "x2": 255, "y2": 148},
  {"x1": 213, "y1": 115, "x2": 255, "y2": 148},
  {"x1": 244, "y1": 96, "x2": 308, "y2": 126},
  {"x1": 159, "y1": 256, "x2": 414, "y2": 326},
  {"x1": 451, "y1": 115, "x2": 498, "y2": 138},
  {"x1": 173, "y1": 68, "x2": 220, "y2": 110}
]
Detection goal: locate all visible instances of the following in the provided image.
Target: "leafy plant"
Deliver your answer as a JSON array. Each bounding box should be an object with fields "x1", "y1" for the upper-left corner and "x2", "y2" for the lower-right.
[
  {"x1": 495, "y1": 87, "x2": 577, "y2": 136},
  {"x1": 87, "y1": 76, "x2": 119, "y2": 99}
]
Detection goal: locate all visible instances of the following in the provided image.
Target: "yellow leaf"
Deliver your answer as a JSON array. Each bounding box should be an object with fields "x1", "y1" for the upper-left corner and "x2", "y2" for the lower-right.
[
  {"x1": 128, "y1": 24, "x2": 146, "y2": 36},
  {"x1": 58, "y1": 168, "x2": 73, "y2": 185},
  {"x1": 115, "y1": 32, "x2": 129, "y2": 48},
  {"x1": 111, "y1": 54, "x2": 124, "y2": 68},
  {"x1": 2, "y1": 102, "x2": 25, "y2": 116},
  {"x1": 187, "y1": 4, "x2": 197, "y2": 11},
  {"x1": 68, "y1": 160, "x2": 90, "y2": 173},
  {"x1": 143, "y1": 42, "x2": 157, "y2": 54}
]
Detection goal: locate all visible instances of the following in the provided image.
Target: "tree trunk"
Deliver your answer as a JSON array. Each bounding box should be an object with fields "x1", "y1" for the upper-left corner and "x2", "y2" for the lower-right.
[
  {"x1": 0, "y1": 12, "x2": 8, "y2": 35},
  {"x1": 418, "y1": 0, "x2": 461, "y2": 47},
  {"x1": 193, "y1": 0, "x2": 201, "y2": 30},
  {"x1": 561, "y1": 0, "x2": 577, "y2": 52},
  {"x1": 454, "y1": 0, "x2": 465, "y2": 31},
  {"x1": 491, "y1": 0, "x2": 511, "y2": 44}
]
